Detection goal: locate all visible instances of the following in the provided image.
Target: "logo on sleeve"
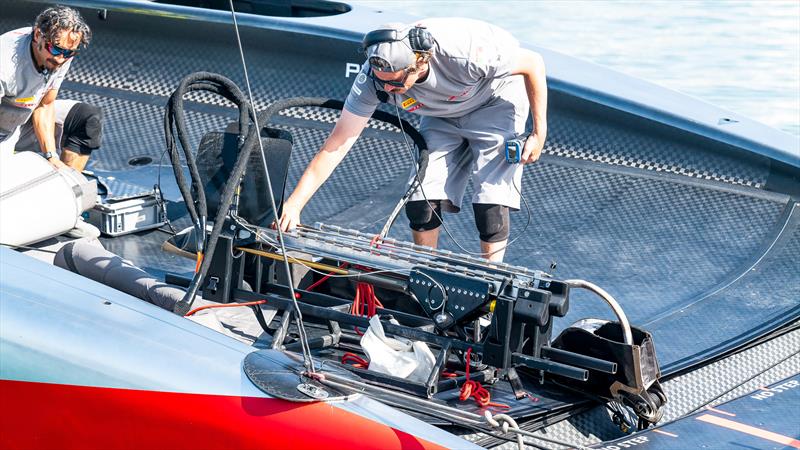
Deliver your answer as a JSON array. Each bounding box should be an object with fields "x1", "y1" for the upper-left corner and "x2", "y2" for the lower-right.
[
  {"x1": 14, "y1": 96, "x2": 38, "y2": 108},
  {"x1": 447, "y1": 86, "x2": 475, "y2": 101},
  {"x1": 356, "y1": 73, "x2": 368, "y2": 84}
]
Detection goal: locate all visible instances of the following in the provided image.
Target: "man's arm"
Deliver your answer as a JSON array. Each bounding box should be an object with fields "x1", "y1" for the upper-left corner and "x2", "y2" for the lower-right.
[
  {"x1": 510, "y1": 48, "x2": 548, "y2": 164},
  {"x1": 277, "y1": 109, "x2": 371, "y2": 231},
  {"x1": 30, "y1": 89, "x2": 66, "y2": 168}
]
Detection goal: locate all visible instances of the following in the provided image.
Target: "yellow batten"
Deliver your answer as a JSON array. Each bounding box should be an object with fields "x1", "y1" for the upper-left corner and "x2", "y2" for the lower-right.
[{"x1": 237, "y1": 247, "x2": 349, "y2": 275}]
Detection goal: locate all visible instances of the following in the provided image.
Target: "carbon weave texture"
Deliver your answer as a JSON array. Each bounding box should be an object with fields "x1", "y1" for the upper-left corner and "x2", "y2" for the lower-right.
[
  {"x1": 479, "y1": 328, "x2": 800, "y2": 449},
  {"x1": 59, "y1": 81, "x2": 795, "y2": 376},
  {"x1": 0, "y1": 12, "x2": 770, "y2": 187},
  {"x1": 3, "y1": 10, "x2": 798, "y2": 449}
]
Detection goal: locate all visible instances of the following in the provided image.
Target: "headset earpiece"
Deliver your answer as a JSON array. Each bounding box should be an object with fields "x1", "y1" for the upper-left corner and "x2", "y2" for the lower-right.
[
  {"x1": 408, "y1": 27, "x2": 433, "y2": 53},
  {"x1": 362, "y1": 26, "x2": 433, "y2": 54}
]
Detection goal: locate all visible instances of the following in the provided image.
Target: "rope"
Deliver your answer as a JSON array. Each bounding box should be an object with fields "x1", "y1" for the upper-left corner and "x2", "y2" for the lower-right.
[
  {"x1": 484, "y1": 411, "x2": 525, "y2": 450},
  {"x1": 305, "y1": 262, "x2": 349, "y2": 292},
  {"x1": 350, "y1": 281, "x2": 384, "y2": 335},
  {"x1": 459, "y1": 348, "x2": 509, "y2": 409},
  {"x1": 226, "y1": 0, "x2": 316, "y2": 373},
  {"x1": 184, "y1": 299, "x2": 266, "y2": 317},
  {"x1": 341, "y1": 352, "x2": 369, "y2": 369}
]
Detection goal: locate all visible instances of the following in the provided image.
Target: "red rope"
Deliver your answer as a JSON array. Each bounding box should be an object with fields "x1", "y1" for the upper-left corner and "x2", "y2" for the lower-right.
[
  {"x1": 459, "y1": 348, "x2": 509, "y2": 409},
  {"x1": 305, "y1": 262, "x2": 349, "y2": 292},
  {"x1": 369, "y1": 235, "x2": 382, "y2": 253},
  {"x1": 341, "y1": 352, "x2": 369, "y2": 369},
  {"x1": 184, "y1": 300, "x2": 266, "y2": 317},
  {"x1": 350, "y1": 280, "x2": 383, "y2": 335}
]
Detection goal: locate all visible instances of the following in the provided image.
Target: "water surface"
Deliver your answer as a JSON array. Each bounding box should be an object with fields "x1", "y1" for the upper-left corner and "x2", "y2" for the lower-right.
[{"x1": 352, "y1": 0, "x2": 800, "y2": 136}]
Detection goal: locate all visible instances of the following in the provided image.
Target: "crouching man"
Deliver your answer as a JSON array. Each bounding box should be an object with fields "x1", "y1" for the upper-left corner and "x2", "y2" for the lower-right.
[
  {"x1": 278, "y1": 19, "x2": 547, "y2": 262},
  {"x1": 1, "y1": 5, "x2": 103, "y2": 237}
]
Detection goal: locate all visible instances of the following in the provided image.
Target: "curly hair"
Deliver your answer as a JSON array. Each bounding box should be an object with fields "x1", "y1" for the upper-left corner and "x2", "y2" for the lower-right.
[
  {"x1": 34, "y1": 5, "x2": 92, "y2": 49},
  {"x1": 406, "y1": 52, "x2": 432, "y2": 74}
]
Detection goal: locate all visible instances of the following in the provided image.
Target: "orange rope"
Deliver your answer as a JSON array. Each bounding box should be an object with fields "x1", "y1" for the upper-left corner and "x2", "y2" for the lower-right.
[
  {"x1": 184, "y1": 300, "x2": 266, "y2": 317},
  {"x1": 194, "y1": 252, "x2": 204, "y2": 273},
  {"x1": 305, "y1": 262, "x2": 349, "y2": 292},
  {"x1": 369, "y1": 235, "x2": 383, "y2": 253},
  {"x1": 350, "y1": 280, "x2": 383, "y2": 335},
  {"x1": 341, "y1": 352, "x2": 369, "y2": 369}
]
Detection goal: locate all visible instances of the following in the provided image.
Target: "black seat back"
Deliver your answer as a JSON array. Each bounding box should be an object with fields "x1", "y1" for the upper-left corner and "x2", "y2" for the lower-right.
[{"x1": 196, "y1": 124, "x2": 293, "y2": 227}]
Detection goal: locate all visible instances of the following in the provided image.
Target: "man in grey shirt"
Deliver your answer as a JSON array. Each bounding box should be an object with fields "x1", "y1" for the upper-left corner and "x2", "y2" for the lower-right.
[
  {"x1": 278, "y1": 19, "x2": 547, "y2": 262},
  {"x1": 1, "y1": 6, "x2": 103, "y2": 172},
  {"x1": 1, "y1": 6, "x2": 103, "y2": 238}
]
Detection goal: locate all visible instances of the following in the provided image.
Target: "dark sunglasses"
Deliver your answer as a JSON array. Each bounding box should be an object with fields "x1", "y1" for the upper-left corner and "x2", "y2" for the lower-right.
[
  {"x1": 368, "y1": 69, "x2": 408, "y2": 89},
  {"x1": 45, "y1": 41, "x2": 78, "y2": 58}
]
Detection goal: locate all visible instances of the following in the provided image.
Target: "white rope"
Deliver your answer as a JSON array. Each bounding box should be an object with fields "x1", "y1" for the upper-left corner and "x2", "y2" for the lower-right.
[
  {"x1": 484, "y1": 410, "x2": 593, "y2": 450},
  {"x1": 484, "y1": 411, "x2": 525, "y2": 449}
]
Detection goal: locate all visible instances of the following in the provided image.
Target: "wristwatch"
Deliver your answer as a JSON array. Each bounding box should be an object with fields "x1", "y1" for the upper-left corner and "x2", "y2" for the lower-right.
[{"x1": 43, "y1": 151, "x2": 55, "y2": 160}]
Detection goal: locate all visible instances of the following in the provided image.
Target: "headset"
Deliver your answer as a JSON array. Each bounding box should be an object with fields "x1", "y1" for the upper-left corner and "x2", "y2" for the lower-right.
[{"x1": 361, "y1": 25, "x2": 435, "y2": 55}]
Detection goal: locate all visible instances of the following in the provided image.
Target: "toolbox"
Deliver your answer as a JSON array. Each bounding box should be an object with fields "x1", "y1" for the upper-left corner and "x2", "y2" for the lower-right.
[{"x1": 86, "y1": 193, "x2": 166, "y2": 236}]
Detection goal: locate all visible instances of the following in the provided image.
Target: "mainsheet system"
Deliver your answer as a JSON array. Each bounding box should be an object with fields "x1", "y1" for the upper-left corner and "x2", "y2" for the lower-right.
[{"x1": 165, "y1": 72, "x2": 666, "y2": 430}]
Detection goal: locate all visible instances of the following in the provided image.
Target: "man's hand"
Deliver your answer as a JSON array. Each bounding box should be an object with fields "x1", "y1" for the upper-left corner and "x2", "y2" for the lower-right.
[
  {"x1": 521, "y1": 133, "x2": 544, "y2": 164},
  {"x1": 47, "y1": 155, "x2": 67, "y2": 170},
  {"x1": 276, "y1": 202, "x2": 301, "y2": 232}
]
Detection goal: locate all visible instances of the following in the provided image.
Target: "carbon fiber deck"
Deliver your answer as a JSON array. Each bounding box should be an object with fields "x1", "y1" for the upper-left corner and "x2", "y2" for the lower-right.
[
  {"x1": 5, "y1": 4, "x2": 797, "y2": 375},
  {"x1": 482, "y1": 328, "x2": 800, "y2": 449},
  {"x1": 3, "y1": 5, "x2": 799, "y2": 447},
  {"x1": 0, "y1": 9, "x2": 773, "y2": 187}
]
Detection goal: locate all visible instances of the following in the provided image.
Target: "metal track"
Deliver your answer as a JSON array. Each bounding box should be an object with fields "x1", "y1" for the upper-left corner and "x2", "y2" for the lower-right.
[{"x1": 254, "y1": 223, "x2": 551, "y2": 291}]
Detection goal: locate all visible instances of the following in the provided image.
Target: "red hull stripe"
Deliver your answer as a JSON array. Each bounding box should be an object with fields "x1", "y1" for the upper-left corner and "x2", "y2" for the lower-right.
[{"x1": 0, "y1": 379, "x2": 447, "y2": 450}]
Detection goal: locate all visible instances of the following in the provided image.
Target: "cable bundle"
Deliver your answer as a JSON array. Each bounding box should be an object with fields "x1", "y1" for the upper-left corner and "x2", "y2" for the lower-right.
[{"x1": 163, "y1": 72, "x2": 260, "y2": 315}]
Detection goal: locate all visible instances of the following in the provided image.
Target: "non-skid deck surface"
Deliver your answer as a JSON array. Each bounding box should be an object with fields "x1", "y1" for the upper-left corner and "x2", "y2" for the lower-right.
[{"x1": 3, "y1": 5, "x2": 797, "y2": 388}]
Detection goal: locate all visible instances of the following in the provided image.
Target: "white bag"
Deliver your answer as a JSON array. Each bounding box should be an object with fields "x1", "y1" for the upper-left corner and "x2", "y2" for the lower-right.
[{"x1": 360, "y1": 315, "x2": 436, "y2": 383}]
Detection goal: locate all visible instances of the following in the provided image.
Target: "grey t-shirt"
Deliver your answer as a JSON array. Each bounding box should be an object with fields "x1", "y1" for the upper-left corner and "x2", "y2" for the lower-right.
[
  {"x1": 344, "y1": 18, "x2": 520, "y2": 119},
  {"x1": 0, "y1": 27, "x2": 72, "y2": 144}
]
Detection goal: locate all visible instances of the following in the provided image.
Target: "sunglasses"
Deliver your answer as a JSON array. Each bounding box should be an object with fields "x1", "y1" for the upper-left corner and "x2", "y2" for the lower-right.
[
  {"x1": 45, "y1": 41, "x2": 78, "y2": 59},
  {"x1": 368, "y1": 69, "x2": 409, "y2": 89}
]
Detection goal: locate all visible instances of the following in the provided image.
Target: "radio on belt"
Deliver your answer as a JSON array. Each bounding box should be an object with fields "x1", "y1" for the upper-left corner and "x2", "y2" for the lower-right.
[{"x1": 504, "y1": 135, "x2": 527, "y2": 164}]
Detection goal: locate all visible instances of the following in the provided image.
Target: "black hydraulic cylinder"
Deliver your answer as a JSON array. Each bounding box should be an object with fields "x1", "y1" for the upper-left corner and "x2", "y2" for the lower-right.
[
  {"x1": 512, "y1": 353, "x2": 589, "y2": 381},
  {"x1": 541, "y1": 346, "x2": 618, "y2": 374}
]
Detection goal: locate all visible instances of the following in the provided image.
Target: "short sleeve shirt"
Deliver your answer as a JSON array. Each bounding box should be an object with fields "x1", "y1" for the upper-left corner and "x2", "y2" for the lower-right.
[
  {"x1": 344, "y1": 18, "x2": 520, "y2": 119},
  {"x1": 0, "y1": 27, "x2": 72, "y2": 143}
]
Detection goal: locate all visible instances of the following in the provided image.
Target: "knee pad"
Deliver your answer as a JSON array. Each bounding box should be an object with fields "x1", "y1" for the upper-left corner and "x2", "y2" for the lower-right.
[
  {"x1": 405, "y1": 200, "x2": 442, "y2": 231},
  {"x1": 62, "y1": 103, "x2": 103, "y2": 154},
  {"x1": 473, "y1": 204, "x2": 510, "y2": 243}
]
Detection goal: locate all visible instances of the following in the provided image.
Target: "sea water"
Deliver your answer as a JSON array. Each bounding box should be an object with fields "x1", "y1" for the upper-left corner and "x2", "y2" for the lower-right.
[{"x1": 351, "y1": 0, "x2": 800, "y2": 137}]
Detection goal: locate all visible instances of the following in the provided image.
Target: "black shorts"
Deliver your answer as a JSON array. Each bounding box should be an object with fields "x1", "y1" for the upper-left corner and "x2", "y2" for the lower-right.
[{"x1": 61, "y1": 102, "x2": 103, "y2": 155}]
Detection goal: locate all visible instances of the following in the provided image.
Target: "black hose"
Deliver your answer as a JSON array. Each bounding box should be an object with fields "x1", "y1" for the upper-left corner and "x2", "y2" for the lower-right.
[
  {"x1": 164, "y1": 72, "x2": 250, "y2": 225},
  {"x1": 167, "y1": 90, "x2": 430, "y2": 314},
  {"x1": 164, "y1": 72, "x2": 259, "y2": 315}
]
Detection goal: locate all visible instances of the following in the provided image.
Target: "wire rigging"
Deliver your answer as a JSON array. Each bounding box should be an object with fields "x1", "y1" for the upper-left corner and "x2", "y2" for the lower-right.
[{"x1": 226, "y1": 0, "x2": 316, "y2": 373}]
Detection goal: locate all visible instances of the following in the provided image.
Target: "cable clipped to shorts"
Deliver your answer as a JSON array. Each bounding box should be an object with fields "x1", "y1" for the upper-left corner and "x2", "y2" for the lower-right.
[{"x1": 388, "y1": 98, "x2": 533, "y2": 260}]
